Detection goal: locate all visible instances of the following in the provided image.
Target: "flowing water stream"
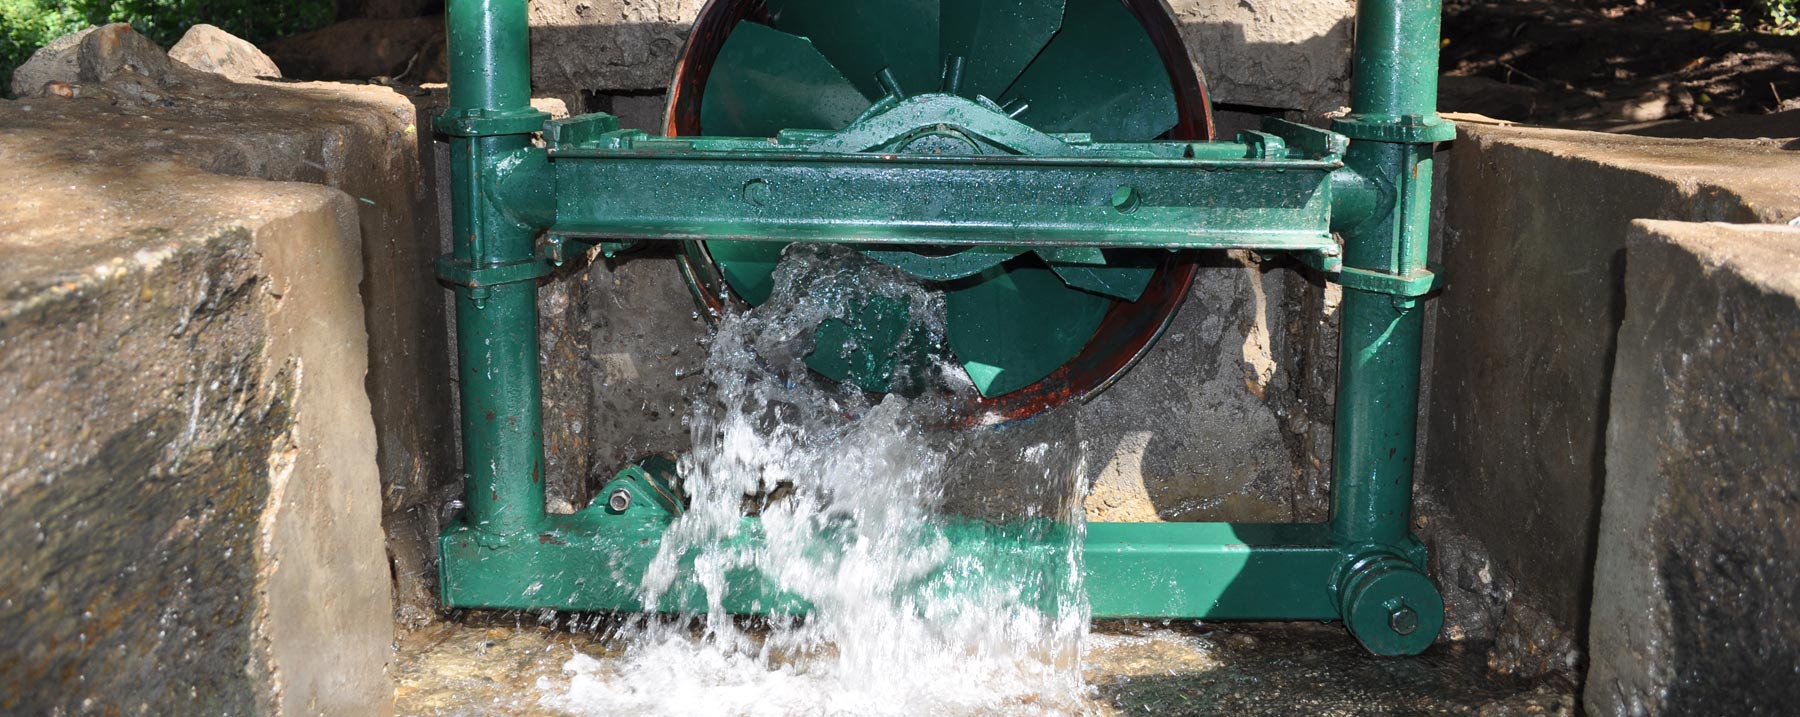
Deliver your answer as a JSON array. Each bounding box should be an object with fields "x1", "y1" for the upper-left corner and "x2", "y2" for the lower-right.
[{"x1": 536, "y1": 245, "x2": 1093, "y2": 716}]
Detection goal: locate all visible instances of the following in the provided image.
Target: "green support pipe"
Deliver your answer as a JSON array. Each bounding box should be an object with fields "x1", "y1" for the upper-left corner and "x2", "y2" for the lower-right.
[
  {"x1": 1345, "y1": 0, "x2": 1444, "y2": 121},
  {"x1": 442, "y1": 0, "x2": 551, "y2": 536},
  {"x1": 1330, "y1": 0, "x2": 1447, "y2": 546},
  {"x1": 1325, "y1": 0, "x2": 1452, "y2": 653}
]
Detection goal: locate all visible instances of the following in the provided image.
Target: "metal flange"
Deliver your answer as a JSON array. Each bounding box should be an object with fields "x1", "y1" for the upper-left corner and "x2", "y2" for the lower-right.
[
  {"x1": 436, "y1": 107, "x2": 553, "y2": 138},
  {"x1": 1336, "y1": 551, "x2": 1446, "y2": 656},
  {"x1": 1331, "y1": 113, "x2": 1458, "y2": 145}
]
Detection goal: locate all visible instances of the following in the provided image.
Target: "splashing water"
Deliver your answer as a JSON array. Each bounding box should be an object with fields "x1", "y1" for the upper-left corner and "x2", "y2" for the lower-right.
[{"x1": 538, "y1": 245, "x2": 1092, "y2": 716}]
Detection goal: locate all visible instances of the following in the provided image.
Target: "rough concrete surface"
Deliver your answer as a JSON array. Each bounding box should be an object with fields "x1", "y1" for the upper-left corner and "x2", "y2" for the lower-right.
[
  {"x1": 1423, "y1": 120, "x2": 1800, "y2": 673},
  {"x1": 1169, "y1": 0, "x2": 1353, "y2": 116},
  {"x1": 0, "y1": 25, "x2": 481, "y2": 713},
  {"x1": 6, "y1": 27, "x2": 455, "y2": 548},
  {"x1": 524, "y1": 0, "x2": 1351, "y2": 114},
  {"x1": 0, "y1": 94, "x2": 393, "y2": 717},
  {"x1": 1076, "y1": 254, "x2": 1319, "y2": 524},
  {"x1": 1586, "y1": 221, "x2": 1800, "y2": 717}
]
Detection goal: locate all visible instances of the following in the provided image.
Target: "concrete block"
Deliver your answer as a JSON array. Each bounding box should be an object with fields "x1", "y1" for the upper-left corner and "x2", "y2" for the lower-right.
[
  {"x1": 1424, "y1": 121, "x2": 1800, "y2": 665},
  {"x1": 1586, "y1": 220, "x2": 1800, "y2": 717},
  {"x1": 0, "y1": 106, "x2": 393, "y2": 716}
]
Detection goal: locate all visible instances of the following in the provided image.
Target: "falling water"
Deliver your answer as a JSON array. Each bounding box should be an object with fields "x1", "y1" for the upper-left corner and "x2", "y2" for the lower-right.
[{"x1": 538, "y1": 245, "x2": 1092, "y2": 716}]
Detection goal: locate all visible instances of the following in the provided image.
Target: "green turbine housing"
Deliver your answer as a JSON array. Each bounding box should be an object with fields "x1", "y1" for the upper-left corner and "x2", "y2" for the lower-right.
[
  {"x1": 677, "y1": 0, "x2": 1202, "y2": 400},
  {"x1": 436, "y1": 0, "x2": 1456, "y2": 657}
]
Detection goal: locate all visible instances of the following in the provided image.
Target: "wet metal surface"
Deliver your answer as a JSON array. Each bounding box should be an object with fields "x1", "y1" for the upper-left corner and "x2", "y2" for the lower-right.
[{"x1": 394, "y1": 617, "x2": 1574, "y2": 716}]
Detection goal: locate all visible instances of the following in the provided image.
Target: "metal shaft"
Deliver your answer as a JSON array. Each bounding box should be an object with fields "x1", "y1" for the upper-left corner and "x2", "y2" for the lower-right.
[
  {"x1": 446, "y1": 0, "x2": 546, "y2": 535},
  {"x1": 1329, "y1": 0, "x2": 1444, "y2": 548}
]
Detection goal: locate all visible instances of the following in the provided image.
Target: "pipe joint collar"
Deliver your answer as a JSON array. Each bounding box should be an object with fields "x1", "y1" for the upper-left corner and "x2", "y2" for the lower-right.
[{"x1": 1332, "y1": 113, "x2": 1457, "y2": 144}]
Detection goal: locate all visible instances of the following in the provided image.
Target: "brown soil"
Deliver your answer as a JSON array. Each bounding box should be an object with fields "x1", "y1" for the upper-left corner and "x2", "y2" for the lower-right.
[{"x1": 1440, "y1": 0, "x2": 1800, "y2": 133}]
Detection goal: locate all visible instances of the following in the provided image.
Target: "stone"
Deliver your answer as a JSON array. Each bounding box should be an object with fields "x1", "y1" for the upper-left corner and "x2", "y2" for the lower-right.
[
  {"x1": 168, "y1": 23, "x2": 283, "y2": 81},
  {"x1": 1586, "y1": 220, "x2": 1800, "y2": 717},
  {"x1": 0, "y1": 96, "x2": 395, "y2": 716},
  {"x1": 1169, "y1": 0, "x2": 1354, "y2": 116},
  {"x1": 528, "y1": 0, "x2": 699, "y2": 93},
  {"x1": 8, "y1": 25, "x2": 94, "y2": 97},
  {"x1": 1423, "y1": 121, "x2": 1800, "y2": 670},
  {"x1": 76, "y1": 22, "x2": 176, "y2": 84},
  {"x1": 0, "y1": 34, "x2": 469, "y2": 707}
]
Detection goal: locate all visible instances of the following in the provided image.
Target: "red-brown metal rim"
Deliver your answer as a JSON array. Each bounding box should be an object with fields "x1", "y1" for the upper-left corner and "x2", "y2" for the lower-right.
[{"x1": 667, "y1": 0, "x2": 1212, "y2": 426}]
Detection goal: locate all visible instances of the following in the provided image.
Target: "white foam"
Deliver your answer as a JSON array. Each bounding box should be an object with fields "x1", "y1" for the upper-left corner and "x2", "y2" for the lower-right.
[{"x1": 544, "y1": 246, "x2": 1092, "y2": 716}]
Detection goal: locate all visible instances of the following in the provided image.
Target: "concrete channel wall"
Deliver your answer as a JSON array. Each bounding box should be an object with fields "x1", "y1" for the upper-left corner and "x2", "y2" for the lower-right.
[
  {"x1": 1423, "y1": 120, "x2": 1800, "y2": 688},
  {"x1": 1586, "y1": 221, "x2": 1800, "y2": 717},
  {"x1": 1, "y1": 26, "x2": 421, "y2": 716}
]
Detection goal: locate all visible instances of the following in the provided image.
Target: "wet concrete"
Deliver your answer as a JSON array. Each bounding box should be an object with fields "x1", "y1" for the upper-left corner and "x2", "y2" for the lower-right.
[
  {"x1": 1586, "y1": 220, "x2": 1800, "y2": 717},
  {"x1": 393, "y1": 617, "x2": 1574, "y2": 717},
  {"x1": 1420, "y1": 119, "x2": 1800, "y2": 674},
  {"x1": 0, "y1": 26, "x2": 401, "y2": 713}
]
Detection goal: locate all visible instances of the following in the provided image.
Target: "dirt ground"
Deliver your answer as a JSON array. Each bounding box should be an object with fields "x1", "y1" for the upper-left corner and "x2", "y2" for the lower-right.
[{"x1": 1439, "y1": 0, "x2": 1800, "y2": 132}]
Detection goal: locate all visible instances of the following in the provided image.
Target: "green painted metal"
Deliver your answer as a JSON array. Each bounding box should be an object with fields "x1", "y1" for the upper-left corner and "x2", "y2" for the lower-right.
[
  {"x1": 948, "y1": 262, "x2": 1112, "y2": 396},
  {"x1": 439, "y1": 0, "x2": 1456, "y2": 657},
  {"x1": 442, "y1": 461, "x2": 1075, "y2": 616},
  {"x1": 1319, "y1": 0, "x2": 1452, "y2": 655},
  {"x1": 939, "y1": 0, "x2": 1066, "y2": 99},
  {"x1": 441, "y1": 0, "x2": 548, "y2": 537},
  {"x1": 700, "y1": 21, "x2": 870, "y2": 137},
  {"x1": 441, "y1": 462, "x2": 1435, "y2": 625},
  {"x1": 553, "y1": 94, "x2": 1343, "y2": 396},
  {"x1": 765, "y1": 0, "x2": 943, "y2": 100},
  {"x1": 996, "y1": 0, "x2": 1178, "y2": 142},
  {"x1": 682, "y1": 4, "x2": 1189, "y2": 400},
  {"x1": 545, "y1": 99, "x2": 1344, "y2": 253}
]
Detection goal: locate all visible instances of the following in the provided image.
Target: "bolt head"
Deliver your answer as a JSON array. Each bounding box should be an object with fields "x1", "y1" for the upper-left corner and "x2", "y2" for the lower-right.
[
  {"x1": 607, "y1": 488, "x2": 632, "y2": 513},
  {"x1": 1388, "y1": 603, "x2": 1419, "y2": 636},
  {"x1": 1111, "y1": 185, "x2": 1142, "y2": 214}
]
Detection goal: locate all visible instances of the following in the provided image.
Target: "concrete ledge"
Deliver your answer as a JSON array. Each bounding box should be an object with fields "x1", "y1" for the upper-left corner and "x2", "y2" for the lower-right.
[
  {"x1": 0, "y1": 50, "x2": 401, "y2": 717},
  {"x1": 1587, "y1": 220, "x2": 1800, "y2": 717}
]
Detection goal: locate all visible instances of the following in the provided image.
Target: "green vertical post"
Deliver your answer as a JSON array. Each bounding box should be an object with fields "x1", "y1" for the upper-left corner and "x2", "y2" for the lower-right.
[
  {"x1": 1326, "y1": 0, "x2": 1453, "y2": 654},
  {"x1": 442, "y1": 0, "x2": 551, "y2": 536}
]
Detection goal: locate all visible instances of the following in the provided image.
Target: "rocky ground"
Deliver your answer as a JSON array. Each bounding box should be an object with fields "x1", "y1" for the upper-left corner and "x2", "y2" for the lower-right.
[{"x1": 393, "y1": 617, "x2": 1575, "y2": 716}]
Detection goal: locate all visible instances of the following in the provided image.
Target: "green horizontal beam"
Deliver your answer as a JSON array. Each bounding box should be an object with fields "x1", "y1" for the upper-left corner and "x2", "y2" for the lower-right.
[
  {"x1": 440, "y1": 510, "x2": 1073, "y2": 615},
  {"x1": 548, "y1": 153, "x2": 1338, "y2": 253},
  {"x1": 1086, "y1": 522, "x2": 1345, "y2": 619},
  {"x1": 441, "y1": 512, "x2": 1413, "y2": 621}
]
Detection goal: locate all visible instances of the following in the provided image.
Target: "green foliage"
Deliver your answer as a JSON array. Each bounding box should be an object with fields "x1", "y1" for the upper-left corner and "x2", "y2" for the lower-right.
[
  {"x1": 3, "y1": 0, "x2": 334, "y2": 95},
  {"x1": 1719, "y1": 0, "x2": 1800, "y2": 34},
  {"x1": 1753, "y1": 0, "x2": 1800, "y2": 33}
]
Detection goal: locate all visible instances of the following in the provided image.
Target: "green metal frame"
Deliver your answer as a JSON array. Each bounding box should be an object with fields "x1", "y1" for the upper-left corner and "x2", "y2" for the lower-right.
[{"x1": 437, "y1": 0, "x2": 1454, "y2": 656}]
